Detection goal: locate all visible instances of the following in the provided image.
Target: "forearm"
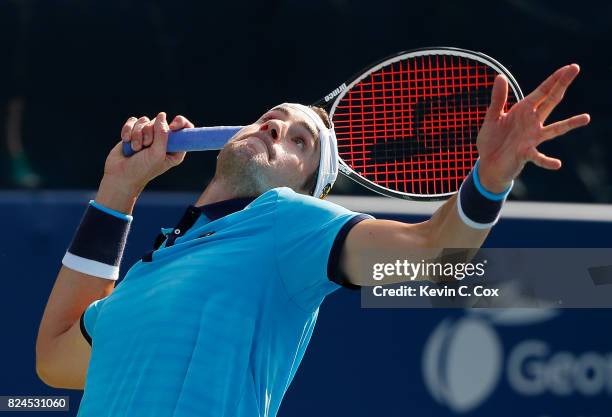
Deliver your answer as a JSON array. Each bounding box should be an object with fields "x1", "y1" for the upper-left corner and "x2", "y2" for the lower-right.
[
  {"x1": 341, "y1": 177, "x2": 504, "y2": 286},
  {"x1": 94, "y1": 175, "x2": 141, "y2": 214},
  {"x1": 36, "y1": 264, "x2": 114, "y2": 388},
  {"x1": 344, "y1": 203, "x2": 490, "y2": 286},
  {"x1": 37, "y1": 112, "x2": 190, "y2": 384},
  {"x1": 425, "y1": 195, "x2": 491, "y2": 248},
  {"x1": 37, "y1": 178, "x2": 138, "y2": 347},
  {"x1": 37, "y1": 268, "x2": 114, "y2": 346}
]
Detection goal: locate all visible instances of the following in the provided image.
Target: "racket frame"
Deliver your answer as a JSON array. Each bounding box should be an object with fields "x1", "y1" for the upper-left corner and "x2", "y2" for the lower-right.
[{"x1": 314, "y1": 46, "x2": 524, "y2": 200}]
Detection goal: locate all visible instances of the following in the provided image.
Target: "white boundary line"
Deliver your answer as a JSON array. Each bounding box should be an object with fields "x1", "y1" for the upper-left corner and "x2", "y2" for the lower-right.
[
  {"x1": 328, "y1": 195, "x2": 612, "y2": 222},
  {"x1": 1, "y1": 191, "x2": 611, "y2": 222}
]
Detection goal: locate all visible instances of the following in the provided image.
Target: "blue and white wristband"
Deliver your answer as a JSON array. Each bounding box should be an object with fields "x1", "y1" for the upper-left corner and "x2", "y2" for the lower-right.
[
  {"x1": 457, "y1": 160, "x2": 512, "y2": 229},
  {"x1": 62, "y1": 200, "x2": 132, "y2": 280}
]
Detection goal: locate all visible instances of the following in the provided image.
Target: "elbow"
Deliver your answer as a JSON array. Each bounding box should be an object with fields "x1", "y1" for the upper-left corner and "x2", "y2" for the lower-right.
[
  {"x1": 35, "y1": 340, "x2": 59, "y2": 388},
  {"x1": 35, "y1": 344, "x2": 53, "y2": 387},
  {"x1": 36, "y1": 363, "x2": 53, "y2": 387},
  {"x1": 36, "y1": 359, "x2": 66, "y2": 389},
  {"x1": 35, "y1": 358, "x2": 56, "y2": 387}
]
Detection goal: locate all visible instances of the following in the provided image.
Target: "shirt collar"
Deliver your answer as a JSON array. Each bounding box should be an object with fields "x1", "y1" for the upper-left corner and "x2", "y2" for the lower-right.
[
  {"x1": 160, "y1": 197, "x2": 257, "y2": 250},
  {"x1": 197, "y1": 197, "x2": 257, "y2": 221}
]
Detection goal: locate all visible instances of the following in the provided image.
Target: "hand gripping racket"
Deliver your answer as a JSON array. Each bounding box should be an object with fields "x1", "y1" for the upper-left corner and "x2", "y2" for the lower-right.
[{"x1": 123, "y1": 47, "x2": 523, "y2": 200}]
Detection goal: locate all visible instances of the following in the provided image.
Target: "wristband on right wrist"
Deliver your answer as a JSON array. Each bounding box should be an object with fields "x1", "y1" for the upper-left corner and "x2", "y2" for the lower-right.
[
  {"x1": 62, "y1": 200, "x2": 132, "y2": 280},
  {"x1": 456, "y1": 161, "x2": 513, "y2": 229},
  {"x1": 472, "y1": 159, "x2": 512, "y2": 201}
]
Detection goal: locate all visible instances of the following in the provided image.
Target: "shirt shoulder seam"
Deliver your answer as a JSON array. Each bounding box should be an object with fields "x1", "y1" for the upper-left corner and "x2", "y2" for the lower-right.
[{"x1": 272, "y1": 191, "x2": 314, "y2": 314}]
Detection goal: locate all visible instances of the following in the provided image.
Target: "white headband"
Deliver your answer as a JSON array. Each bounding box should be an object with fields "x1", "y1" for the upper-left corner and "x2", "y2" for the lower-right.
[{"x1": 280, "y1": 103, "x2": 338, "y2": 199}]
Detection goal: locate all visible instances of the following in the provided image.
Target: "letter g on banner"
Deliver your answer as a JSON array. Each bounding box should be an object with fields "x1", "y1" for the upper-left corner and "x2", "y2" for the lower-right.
[
  {"x1": 422, "y1": 310, "x2": 560, "y2": 413},
  {"x1": 422, "y1": 315, "x2": 502, "y2": 413}
]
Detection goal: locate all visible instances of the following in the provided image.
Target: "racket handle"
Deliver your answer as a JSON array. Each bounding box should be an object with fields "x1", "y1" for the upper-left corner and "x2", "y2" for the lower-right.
[{"x1": 122, "y1": 126, "x2": 243, "y2": 157}]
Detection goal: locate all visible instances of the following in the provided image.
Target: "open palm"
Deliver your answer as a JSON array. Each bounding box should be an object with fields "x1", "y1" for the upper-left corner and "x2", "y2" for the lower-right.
[{"x1": 476, "y1": 64, "x2": 590, "y2": 192}]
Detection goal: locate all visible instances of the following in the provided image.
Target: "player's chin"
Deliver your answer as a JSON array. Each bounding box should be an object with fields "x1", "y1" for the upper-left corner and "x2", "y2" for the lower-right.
[{"x1": 232, "y1": 140, "x2": 270, "y2": 163}]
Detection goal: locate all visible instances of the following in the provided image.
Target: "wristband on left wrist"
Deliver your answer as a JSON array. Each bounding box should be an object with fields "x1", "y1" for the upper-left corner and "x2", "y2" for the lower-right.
[
  {"x1": 61, "y1": 201, "x2": 132, "y2": 280},
  {"x1": 90, "y1": 200, "x2": 133, "y2": 221}
]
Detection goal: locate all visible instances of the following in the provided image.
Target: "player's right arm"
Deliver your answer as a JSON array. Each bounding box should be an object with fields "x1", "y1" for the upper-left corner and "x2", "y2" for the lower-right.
[
  {"x1": 36, "y1": 113, "x2": 192, "y2": 389},
  {"x1": 338, "y1": 66, "x2": 590, "y2": 287}
]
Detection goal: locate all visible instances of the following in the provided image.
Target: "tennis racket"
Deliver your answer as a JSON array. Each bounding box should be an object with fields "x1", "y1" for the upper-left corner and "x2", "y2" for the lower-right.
[{"x1": 123, "y1": 47, "x2": 523, "y2": 200}]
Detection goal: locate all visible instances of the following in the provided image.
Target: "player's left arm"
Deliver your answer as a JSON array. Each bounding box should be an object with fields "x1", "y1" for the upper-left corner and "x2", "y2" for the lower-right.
[
  {"x1": 36, "y1": 113, "x2": 193, "y2": 389},
  {"x1": 339, "y1": 64, "x2": 590, "y2": 286}
]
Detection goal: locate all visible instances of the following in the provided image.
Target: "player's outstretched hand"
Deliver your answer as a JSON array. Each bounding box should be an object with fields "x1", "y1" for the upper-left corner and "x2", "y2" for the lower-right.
[
  {"x1": 102, "y1": 113, "x2": 194, "y2": 196},
  {"x1": 476, "y1": 64, "x2": 590, "y2": 193}
]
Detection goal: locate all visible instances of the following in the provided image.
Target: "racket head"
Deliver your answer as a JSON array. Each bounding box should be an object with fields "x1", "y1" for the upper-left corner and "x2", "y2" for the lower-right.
[{"x1": 315, "y1": 47, "x2": 524, "y2": 200}]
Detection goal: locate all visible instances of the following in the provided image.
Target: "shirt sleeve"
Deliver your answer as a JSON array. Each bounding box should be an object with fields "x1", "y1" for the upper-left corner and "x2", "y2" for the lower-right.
[
  {"x1": 273, "y1": 188, "x2": 373, "y2": 311},
  {"x1": 79, "y1": 296, "x2": 109, "y2": 345}
]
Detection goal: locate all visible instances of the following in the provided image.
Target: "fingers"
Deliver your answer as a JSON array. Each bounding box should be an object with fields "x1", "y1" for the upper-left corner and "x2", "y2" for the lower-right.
[
  {"x1": 527, "y1": 148, "x2": 562, "y2": 170},
  {"x1": 169, "y1": 115, "x2": 195, "y2": 130},
  {"x1": 524, "y1": 65, "x2": 567, "y2": 106},
  {"x1": 165, "y1": 115, "x2": 191, "y2": 167},
  {"x1": 121, "y1": 117, "x2": 137, "y2": 142},
  {"x1": 121, "y1": 113, "x2": 191, "y2": 161},
  {"x1": 155, "y1": 113, "x2": 187, "y2": 167},
  {"x1": 529, "y1": 111, "x2": 589, "y2": 171},
  {"x1": 539, "y1": 113, "x2": 591, "y2": 143},
  {"x1": 535, "y1": 64, "x2": 580, "y2": 122},
  {"x1": 151, "y1": 112, "x2": 170, "y2": 154},
  {"x1": 484, "y1": 74, "x2": 508, "y2": 121},
  {"x1": 120, "y1": 115, "x2": 161, "y2": 151},
  {"x1": 125, "y1": 116, "x2": 151, "y2": 152},
  {"x1": 525, "y1": 64, "x2": 580, "y2": 117},
  {"x1": 142, "y1": 121, "x2": 155, "y2": 147}
]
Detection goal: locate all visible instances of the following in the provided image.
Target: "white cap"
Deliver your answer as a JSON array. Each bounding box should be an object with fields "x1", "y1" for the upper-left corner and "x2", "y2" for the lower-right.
[{"x1": 281, "y1": 103, "x2": 338, "y2": 199}]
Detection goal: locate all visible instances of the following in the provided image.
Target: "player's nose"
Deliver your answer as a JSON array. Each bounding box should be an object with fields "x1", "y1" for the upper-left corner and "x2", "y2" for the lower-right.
[{"x1": 260, "y1": 120, "x2": 282, "y2": 141}]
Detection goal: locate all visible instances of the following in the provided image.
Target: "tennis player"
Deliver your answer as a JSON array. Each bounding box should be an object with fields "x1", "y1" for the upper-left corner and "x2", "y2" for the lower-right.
[{"x1": 36, "y1": 64, "x2": 588, "y2": 416}]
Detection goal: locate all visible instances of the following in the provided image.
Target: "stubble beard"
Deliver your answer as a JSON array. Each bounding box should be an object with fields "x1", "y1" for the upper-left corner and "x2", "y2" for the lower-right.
[{"x1": 214, "y1": 141, "x2": 275, "y2": 197}]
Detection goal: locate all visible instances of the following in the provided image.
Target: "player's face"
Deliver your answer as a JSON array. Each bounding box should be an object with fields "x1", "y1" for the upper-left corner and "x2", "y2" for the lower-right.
[{"x1": 216, "y1": 104, "x2": 321, "y2": 196}]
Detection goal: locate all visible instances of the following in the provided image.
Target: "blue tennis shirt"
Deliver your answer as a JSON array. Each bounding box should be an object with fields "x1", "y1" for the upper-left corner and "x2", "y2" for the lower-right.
[{"x1": 77, "y1": 187, "x2": 371, "y2": 417}]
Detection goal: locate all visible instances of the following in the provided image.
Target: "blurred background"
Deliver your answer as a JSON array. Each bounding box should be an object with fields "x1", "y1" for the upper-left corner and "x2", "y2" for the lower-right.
[
  {"x1": 1, "y1": 0, "x2": 610, "y2": 201},
  {"x1": 2, "y1": 1, "x2": 612, "y2": 417}
]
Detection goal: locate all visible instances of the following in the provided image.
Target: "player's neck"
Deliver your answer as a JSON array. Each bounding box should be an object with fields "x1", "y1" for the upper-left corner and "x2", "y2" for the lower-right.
[{"x1": 194, "y1": 176, "x2": 250, "y2": 207}]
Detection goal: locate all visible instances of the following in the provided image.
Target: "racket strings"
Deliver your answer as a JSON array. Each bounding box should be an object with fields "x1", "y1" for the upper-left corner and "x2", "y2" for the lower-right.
[{"x1": 333, "y1": 54, "x2": 517, "y2": 196}]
